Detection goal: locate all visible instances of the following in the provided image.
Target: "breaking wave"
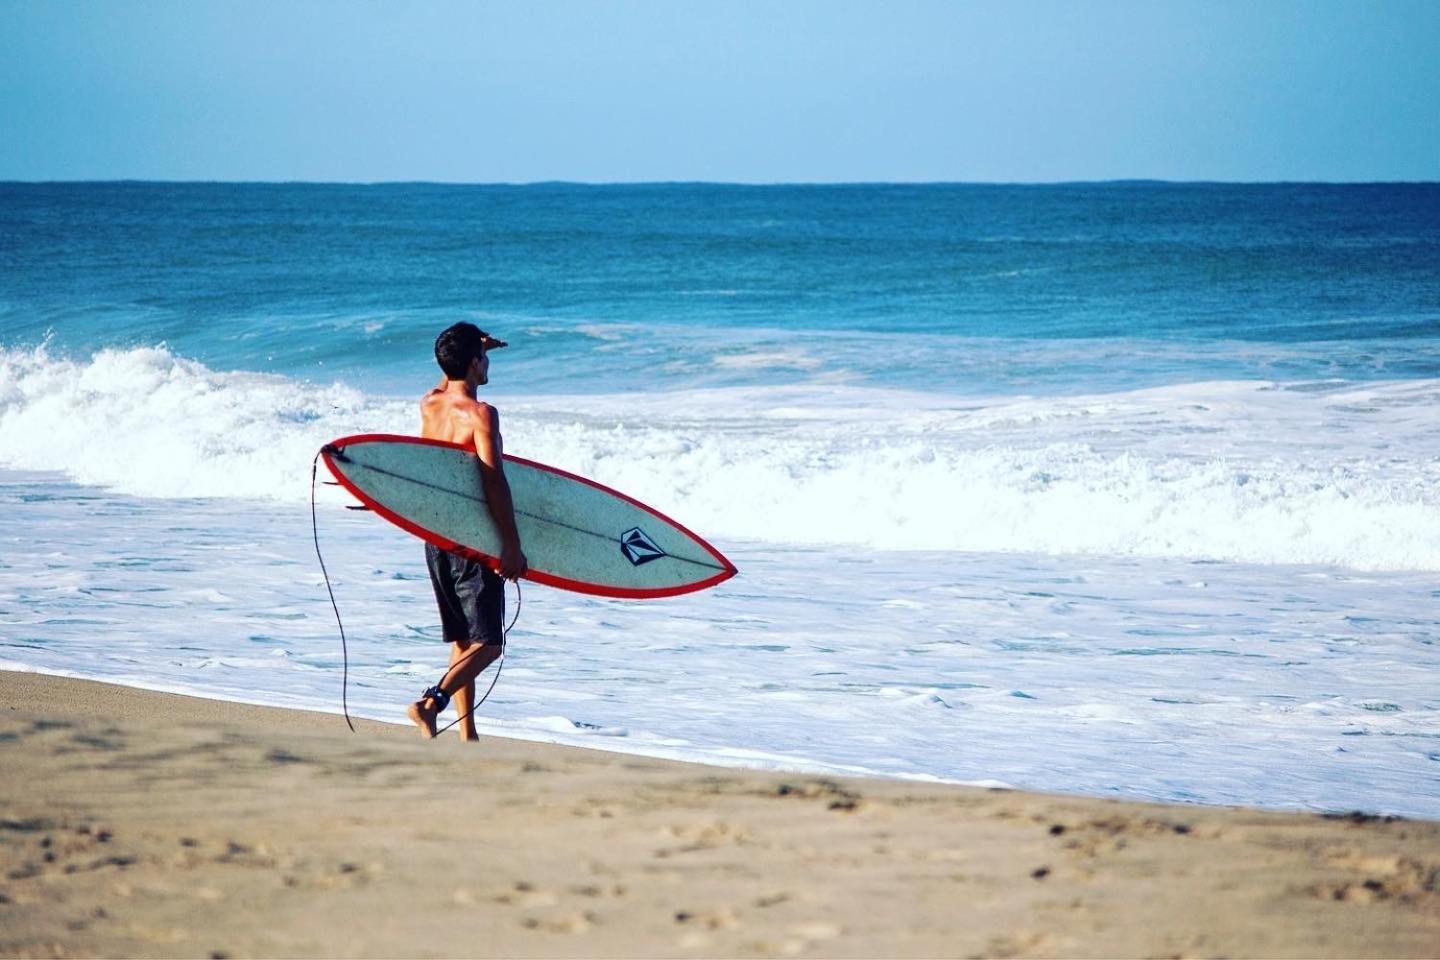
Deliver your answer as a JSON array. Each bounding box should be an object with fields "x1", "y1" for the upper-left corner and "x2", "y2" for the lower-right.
[{"x1": 3, "y1": 344, "x2": 1439, "y2": 571}]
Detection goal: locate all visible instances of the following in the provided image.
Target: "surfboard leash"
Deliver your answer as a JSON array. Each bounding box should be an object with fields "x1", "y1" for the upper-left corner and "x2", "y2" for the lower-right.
[{"x1": 311, "y1": 450, "x2": 357, "y2": 733}]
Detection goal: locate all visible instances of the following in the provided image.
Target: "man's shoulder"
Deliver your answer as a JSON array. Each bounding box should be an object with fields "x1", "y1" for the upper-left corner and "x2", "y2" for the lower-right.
[
  {"x1": 471, "y1": 400, "x2": 500, "y2": 427},
  {"x1": 418, "y1": 389, "x2": 442, "y2": 408},
  {"x1": 453, "y1": 397, "x2": 498, "y2": 426},
  {"x1": 418, "y1": 391, "x2": 492, "y2": 413}
]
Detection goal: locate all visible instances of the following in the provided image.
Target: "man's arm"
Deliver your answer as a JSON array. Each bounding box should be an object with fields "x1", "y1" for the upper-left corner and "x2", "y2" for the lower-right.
[{"x1": 473, "y1": 405, "x2": 527, "y2": 580}]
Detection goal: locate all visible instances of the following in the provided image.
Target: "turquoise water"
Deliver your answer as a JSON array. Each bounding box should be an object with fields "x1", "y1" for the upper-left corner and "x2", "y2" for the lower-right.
[
  {"x1": 2, "y1": 182, "x2": 1438, "y2": 816},
  {"x1": 4, "y1": 182, "x2": 1438, "y2": 394}
]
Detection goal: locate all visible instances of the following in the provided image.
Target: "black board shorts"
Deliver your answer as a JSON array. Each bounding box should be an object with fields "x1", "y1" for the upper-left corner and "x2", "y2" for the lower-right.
[{"x1": 425, "y1": 543, "x2": 504, "y2": 647}]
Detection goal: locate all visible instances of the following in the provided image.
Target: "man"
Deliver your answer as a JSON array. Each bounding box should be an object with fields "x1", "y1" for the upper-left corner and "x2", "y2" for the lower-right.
[{"x1": 407, "y1": 322, "x2": 528, "y2": 740}]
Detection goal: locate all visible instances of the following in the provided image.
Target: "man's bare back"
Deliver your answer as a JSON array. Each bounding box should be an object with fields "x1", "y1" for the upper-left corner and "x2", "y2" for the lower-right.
[
  {"x1": 418, "y1": 374, "x2": 525, "y2": 580},
  {"x1": 420, "y1": 380, "x2": 498, "y2": 450}
]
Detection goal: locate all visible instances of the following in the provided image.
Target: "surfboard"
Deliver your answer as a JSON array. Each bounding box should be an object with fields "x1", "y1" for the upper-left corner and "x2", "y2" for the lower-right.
[{"x1": 320, "y1": 434, "x2": 737, "y2": 599}]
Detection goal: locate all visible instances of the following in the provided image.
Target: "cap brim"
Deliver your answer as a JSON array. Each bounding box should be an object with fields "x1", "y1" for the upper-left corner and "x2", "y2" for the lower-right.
[{"x1": 482, "y1": 336, "x2": 508, "y2": 350}]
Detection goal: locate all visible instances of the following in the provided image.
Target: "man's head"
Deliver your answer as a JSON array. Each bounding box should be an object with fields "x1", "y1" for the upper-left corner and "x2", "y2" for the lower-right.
[{"x1": 435, "y1": 322, "x2": 493, "y2": 384}]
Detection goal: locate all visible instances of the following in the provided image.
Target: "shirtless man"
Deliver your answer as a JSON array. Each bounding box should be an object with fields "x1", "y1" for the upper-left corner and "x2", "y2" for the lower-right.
[{"x1": 407, "y1": 322, "x2": 527, "y2": 740}]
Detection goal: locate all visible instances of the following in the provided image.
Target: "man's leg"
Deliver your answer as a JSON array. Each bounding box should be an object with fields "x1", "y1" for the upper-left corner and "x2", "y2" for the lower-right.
[
  {"x1": 449, "y1": 639, "x2": 479, "y2": 742},
  {"x1": 407, "y1": 640, "x2": 501, "y2": 739}
]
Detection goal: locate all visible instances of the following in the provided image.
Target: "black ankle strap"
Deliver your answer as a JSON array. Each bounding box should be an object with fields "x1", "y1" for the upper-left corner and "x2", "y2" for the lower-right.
[{"x1": 422, "y1": 684, "x2": 451, "y2": 713}]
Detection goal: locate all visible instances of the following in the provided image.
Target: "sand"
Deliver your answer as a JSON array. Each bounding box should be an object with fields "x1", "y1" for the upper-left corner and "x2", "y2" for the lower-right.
[{"x1": 1, "y1": 671, "x2": 1437, "y2": 959}]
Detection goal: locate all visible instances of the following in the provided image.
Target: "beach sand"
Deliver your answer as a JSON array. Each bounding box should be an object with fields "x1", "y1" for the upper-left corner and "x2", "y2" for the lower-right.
[{"x1": 1, "y1": 672, "x2": 1437, "y2": 959}]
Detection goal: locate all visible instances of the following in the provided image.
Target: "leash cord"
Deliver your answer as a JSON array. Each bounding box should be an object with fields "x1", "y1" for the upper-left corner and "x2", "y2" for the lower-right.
[{"x1": 311, "y1": 452, "x2": 357, "y2": 733}]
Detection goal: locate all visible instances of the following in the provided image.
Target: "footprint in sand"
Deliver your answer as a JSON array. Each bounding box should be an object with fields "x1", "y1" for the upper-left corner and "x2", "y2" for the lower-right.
[
  {"x1": 674, "y1": 907, "x2": 740, "y2": 931},
  {"x1": 655, "y1": 820, "x2": 751, "y2": 857},
  {"x1": 568, "y1": 881, "x2": 627, "y2": 898},
  {"x1": 491, "y1": 880, "x2": 559, "y2": 908},
  {"x1": 982, "y1": 929, "x2": 1053, "y2": 959},
  {"x1": 521, "y1": 911, "x2": 598, "y2": 934},
  {"x1": 740, "y1": 924, "x2": 841, "y2": 959},
  {"x1": 1310, "y1": 854, "x2": 1440, "y2": 904},
  {"x1": 750, "y1": 921, "x2": 843, "y2": 955}
]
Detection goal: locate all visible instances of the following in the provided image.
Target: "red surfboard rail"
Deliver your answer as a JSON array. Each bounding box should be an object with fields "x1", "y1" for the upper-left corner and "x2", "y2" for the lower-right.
[{"x1": 320, "y1": 433, "x2": 737, "y2": 600}]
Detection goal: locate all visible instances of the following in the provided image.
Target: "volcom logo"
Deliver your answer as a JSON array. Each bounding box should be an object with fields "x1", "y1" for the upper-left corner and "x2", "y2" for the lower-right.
[{"x1": 620, "y1": 527, "x2": 667, "y2": 566}]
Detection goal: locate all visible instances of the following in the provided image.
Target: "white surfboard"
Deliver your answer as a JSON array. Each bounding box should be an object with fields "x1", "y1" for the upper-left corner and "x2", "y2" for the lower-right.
[{"x1": 321, "y1": 434, "x2": 736, "y2": 599}]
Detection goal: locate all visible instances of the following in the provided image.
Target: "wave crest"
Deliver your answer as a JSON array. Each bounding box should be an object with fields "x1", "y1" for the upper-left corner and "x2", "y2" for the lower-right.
[
  {"x1": 0, "y1": 344, "x2": 403, "y2": 499},
  {"x1": 3, "y1": 345, "x2": 1438, "y2": 571}
]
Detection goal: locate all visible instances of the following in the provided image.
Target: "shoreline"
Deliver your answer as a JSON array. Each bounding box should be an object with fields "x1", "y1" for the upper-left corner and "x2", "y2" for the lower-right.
[
  {"x1": 2, "y1": 665, "x2": 1411, "y2": 820},
  {"x1": 3, "y1": 672, "x2": 1438, "y2": 958},
  {"x1": 0, "y1": 664, "x2": 1022, "y2": 787}
]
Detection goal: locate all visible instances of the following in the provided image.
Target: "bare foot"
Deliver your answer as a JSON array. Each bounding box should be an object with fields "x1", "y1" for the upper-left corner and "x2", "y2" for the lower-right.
[
  {"x1": 407, "y1": 698, "x2": 439, "y2": 739},
  {"x1": 459, "y1": 728, "x2": 480, "y2": 743}
]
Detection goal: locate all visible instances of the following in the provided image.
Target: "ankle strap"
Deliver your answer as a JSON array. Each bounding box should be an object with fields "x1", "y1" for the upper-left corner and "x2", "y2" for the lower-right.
[{"x1": 421, "y1": 684, "x2": 451, "y2": 713}]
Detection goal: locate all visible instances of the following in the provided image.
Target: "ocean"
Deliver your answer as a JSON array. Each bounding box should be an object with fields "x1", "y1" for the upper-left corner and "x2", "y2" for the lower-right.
[{"x1": 2, "y1": 181, "x2": 1438, "y2": 816}]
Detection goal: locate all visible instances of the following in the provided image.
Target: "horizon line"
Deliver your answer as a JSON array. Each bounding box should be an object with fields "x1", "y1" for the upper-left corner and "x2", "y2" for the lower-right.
[{"x1": 3, "y1": 177, "x2": 1437, "y2": 188}]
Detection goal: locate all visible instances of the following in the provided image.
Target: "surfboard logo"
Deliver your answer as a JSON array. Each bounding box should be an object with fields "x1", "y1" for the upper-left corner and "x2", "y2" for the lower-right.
[{"x1": 620, "y1": 527, "x2": 667, "y2": 566}]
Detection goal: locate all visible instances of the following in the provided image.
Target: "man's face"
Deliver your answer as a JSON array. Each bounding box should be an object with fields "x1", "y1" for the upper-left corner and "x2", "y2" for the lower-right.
[{"x1": 471, "y1": 347, "x2": 489, "y2": 386}]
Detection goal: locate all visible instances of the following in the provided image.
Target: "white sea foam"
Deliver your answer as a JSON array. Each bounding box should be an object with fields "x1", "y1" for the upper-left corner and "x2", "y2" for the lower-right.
[
  {"x1": 711, "y1": 349, "x2": 825, "y2": 371},
  {"x1": 0, "y1": 344, "x2": 406, "y2": 500},
  {"x1": 3, "y1": 476, "x2": 1437, "y2": 818},
  {"x1": 3, "y1": 344, "x2": 1438, "y2": 571}
]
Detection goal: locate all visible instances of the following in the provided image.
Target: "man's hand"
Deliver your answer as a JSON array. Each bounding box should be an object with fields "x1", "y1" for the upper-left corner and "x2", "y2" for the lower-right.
[{"x1": 498, "y1": 539, "x2": 528, "y2": 581}]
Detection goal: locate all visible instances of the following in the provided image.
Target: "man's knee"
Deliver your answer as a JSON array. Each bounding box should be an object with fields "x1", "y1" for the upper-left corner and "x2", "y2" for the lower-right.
[{"x1": 455, "y1": 641, "x2": 500, "y2": 670}]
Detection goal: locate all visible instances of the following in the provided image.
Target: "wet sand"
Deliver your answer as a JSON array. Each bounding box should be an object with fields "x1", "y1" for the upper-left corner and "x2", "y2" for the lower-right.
[{"x1": 1, "y1": 671, "x2": 1437, "y2": 958}]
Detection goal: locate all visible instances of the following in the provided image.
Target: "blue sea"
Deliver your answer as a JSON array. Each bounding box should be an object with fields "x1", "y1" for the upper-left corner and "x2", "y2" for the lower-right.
[{"x1": 3, "y1": 181, "x2": 1439, "y2": 816}]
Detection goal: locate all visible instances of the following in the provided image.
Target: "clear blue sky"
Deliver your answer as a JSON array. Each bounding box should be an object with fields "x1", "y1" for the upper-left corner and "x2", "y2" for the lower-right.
[{"x1": 2, "y1": 0, "x2": 1436, "y2": 182}]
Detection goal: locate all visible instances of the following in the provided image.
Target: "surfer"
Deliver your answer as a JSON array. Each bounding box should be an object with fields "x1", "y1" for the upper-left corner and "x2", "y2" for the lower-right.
[{"x1": 407, "y1": 322, "x2": 528, "y2": 740}]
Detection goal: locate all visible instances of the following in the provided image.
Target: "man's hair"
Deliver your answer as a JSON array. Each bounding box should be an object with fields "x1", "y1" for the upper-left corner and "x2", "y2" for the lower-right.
[{"x1": 434, "y1": 322, "x2": 488, "y2": 379}]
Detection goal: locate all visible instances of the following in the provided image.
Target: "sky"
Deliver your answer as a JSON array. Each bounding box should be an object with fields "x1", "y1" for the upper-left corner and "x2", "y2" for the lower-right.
[{"x1": 1, "y1": 0, "x2": 1436, "y2": 183}]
